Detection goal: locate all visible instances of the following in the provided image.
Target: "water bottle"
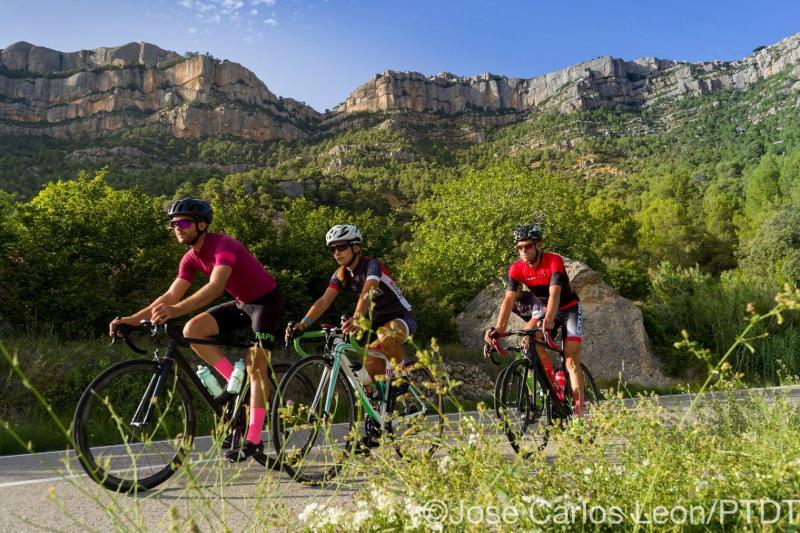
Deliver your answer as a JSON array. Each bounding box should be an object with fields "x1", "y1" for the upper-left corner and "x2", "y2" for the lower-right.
[
  {"x1": 197, "y1": 365, "x2": 224, "y2": 398},
  {"x1": 554, "y1": 370, "x2": 566, "y2": 401},
  {"x1": 226, "y1": 359, "x2": 246, "y2": 394}
]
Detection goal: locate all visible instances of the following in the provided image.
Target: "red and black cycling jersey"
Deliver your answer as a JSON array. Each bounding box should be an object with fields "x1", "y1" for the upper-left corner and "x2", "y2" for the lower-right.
[
  {"x1": 328, "y1": 256, "x2": 413, "y2": 324},
  {"x1": 505, "y1": 252, "x2": 579, "y2": 311}
]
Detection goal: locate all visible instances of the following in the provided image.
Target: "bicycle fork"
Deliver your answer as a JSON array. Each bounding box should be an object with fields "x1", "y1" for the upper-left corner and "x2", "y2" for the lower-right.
[{"x1": 130, "y1": 359, "x2": 174, "y2": 428}]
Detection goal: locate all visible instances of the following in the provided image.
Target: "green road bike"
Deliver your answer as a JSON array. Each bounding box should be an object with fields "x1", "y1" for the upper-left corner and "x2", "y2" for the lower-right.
[
  {"x1": 486, "y1": 320, "x2": 602, "y2": 457},
  {"x1": 271, "y1": 320, "x2": 444, "y2": 484}
]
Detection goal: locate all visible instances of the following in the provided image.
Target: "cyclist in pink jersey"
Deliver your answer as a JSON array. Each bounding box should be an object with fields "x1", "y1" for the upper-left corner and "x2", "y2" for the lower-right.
[
  {"x1": 484, "y1": 224, "x2": 586, "y2": 416},
  {"x1": 109, "y1": 198, "x2": 283, "y2": 462}
]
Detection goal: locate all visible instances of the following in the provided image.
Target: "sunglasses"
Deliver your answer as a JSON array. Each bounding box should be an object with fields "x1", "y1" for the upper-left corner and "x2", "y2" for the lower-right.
[
  {"x1": 515, "y1": 242, "x2": 534, "y2": 252},
  {"x1": 328, "y1": 243, "x2": 351, "y2": 254},
  {"x1": 169, "y1": 219, "x2": 195, "y2": 230}
]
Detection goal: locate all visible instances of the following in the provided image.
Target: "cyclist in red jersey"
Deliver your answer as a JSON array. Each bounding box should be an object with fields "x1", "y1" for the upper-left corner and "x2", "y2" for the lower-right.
[
  {"x1": 484, "y1": 224, "x2": 586, "y2": 416},
  {"x1": 109, "y1": 198, "x2": 283, "y2": 461}
]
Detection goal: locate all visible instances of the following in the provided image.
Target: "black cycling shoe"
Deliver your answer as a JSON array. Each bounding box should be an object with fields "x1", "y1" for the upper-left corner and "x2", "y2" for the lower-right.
[
  {"x1": 226, "y1": 440, "x2": 265, "y2": 463},
  {"x1": 353, "y1": 435, "x2": 381, "y2": 456}
]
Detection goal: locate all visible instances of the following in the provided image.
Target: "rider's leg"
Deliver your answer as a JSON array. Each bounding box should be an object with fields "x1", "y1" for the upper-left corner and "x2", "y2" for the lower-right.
[
  {"x1": 183, "y1": 313, "x2": 234, "y2": 379},
  {"x1": 364, "y1": 319, "x2": 408, "y2": 383},
  {"x1": 246, "y1": 345, "x2": 271, "y2": 444},
  {"x1": 532, "y1": 331, "x2": 556, "y2": 381},
  {"x1": 564, "y1": 340, "x2": 584, "y2": 417}
]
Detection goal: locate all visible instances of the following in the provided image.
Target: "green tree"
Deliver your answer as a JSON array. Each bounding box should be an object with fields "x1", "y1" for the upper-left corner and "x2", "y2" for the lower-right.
[
  {"x1": 739, "y1": 205, "x2": 800, "y2": 286},
  {"x1": 637, "y1": 198, "x2": 698, "y2": 267},
  {"x1": 403, "y1": 162, "x2": 598, "y2": 309},
  {"x1": 3, "y1": 170, "x2": 177, "y2": 337}
]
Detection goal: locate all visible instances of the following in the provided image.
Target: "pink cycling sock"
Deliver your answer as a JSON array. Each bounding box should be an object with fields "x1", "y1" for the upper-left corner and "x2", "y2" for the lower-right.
[
  {"x1": 213, "y1": 358, "x2": 234, "y2": 381},
  {"x1": 246, "y1": 407, "x2": 265, "y2": 444}
]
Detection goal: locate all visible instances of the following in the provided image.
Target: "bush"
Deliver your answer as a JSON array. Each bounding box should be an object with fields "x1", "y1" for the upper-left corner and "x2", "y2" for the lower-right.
[
  {"x1": 0, "y1": 170, "x2": 178, "y2": 337},
  {"x1": 403, "y1": 162, "x2": 599, "y2": 310}
]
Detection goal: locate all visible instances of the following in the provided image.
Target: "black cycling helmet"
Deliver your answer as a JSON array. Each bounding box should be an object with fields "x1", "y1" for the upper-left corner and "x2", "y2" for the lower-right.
[
  {"x1": 168, "y1": 198, "x2": 213, "y2": 224},
  {"x1": 512, "y1": 224, "x2": 542, "y2": 243}
]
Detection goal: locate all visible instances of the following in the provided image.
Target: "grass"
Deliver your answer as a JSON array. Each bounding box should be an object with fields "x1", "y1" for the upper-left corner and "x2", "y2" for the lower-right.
[{"x1": 0, "y1": 286, "x2": 798, "y2": 530}]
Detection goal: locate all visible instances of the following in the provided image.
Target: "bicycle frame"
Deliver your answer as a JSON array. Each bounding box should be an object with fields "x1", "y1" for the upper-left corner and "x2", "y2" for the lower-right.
[
  {"x1": 292, "y1": 328, "x2": 427, "y2": 432},
  {"x1": 491, "y1": 325, "x2": 573, "y2": 419},
  {"x1": 119, "y1": 323, "x2": 272, "y2": 429}
]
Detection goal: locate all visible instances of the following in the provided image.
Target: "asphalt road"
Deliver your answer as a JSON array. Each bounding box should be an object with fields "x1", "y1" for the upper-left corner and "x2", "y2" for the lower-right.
[{"x1": 1, "y1": 386, "x2": 798, "y2": 531}]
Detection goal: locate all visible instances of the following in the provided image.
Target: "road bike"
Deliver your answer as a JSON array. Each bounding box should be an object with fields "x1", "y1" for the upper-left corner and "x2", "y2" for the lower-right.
[
  {"x1": 486, "y1": 320, "x2": 602, "y2": 457},
  {"x1": 271, "y1": 320, "x2": 444, "y2": 484},
  {"x1": 72, "y1": 321, "x2": 308, "y2": 492}
]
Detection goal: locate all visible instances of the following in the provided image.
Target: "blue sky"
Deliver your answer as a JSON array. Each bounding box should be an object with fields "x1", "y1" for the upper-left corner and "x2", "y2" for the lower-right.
[{"x1": 1, "y1": 0, "x2": 798, "y2": 111}]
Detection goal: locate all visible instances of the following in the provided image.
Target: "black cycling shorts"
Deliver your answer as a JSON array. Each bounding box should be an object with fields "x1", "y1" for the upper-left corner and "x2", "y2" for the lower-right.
[{"x1": 206, "y1": 288, "x2": 284, "y2": 349}]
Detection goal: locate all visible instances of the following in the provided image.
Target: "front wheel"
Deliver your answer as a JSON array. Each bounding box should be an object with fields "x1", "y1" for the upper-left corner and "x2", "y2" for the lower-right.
[
  {"x1": 495, "y1": 358, "x2": 551, "y2": 457},
  {"x1": 271, "y1": 355, "x2": 356, "y2": 484},
  {"x1": 72, "y1": 360, "x2": 195, "y2": 492}
]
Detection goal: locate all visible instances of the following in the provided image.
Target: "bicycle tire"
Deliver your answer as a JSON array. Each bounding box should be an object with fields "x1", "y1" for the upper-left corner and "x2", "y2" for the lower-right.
[
  {"x1": 270, "y1": 355, "x2": 356, "y2": 484},
  {"x1": 387, "y1": 365, "x2": 443, "y2": 458},
  {"x1": 72, "y1": 360, "x2": 195, "y2": 492},
  {"x1": 496, "y1": 358, "x2": 551, "y2": 457}
]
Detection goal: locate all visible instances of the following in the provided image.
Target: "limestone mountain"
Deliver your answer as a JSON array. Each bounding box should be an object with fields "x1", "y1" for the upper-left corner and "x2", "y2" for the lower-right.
[
  {"x1": 331, "y1": 33, "x2": 800, "y2": 119},
  {"x1": 0, "y1": 41, "x2": 320, "y2": 140},
  {"x1": 2, "y1": 34, "x2": 800, "y2": 142}
]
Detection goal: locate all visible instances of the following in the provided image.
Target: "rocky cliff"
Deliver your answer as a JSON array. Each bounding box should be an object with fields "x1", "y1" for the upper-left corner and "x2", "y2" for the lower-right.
[
  {"x1": 0, "y1": 41, "x2": 320, "y2": 140},
  {"x1": 332, "y1": 33, "x2": 800, "y2": 117},
  {"x1": 3, "y1": 34, "x2": 800, "y2": 140}
]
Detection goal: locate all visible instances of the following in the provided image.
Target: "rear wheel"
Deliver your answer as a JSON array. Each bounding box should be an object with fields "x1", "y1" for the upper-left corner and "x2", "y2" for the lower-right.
[
  {"x1": 387, "y1": 365, "x2": 443, "y2": 458},
  {"x1": 271, "y1": 355, "x2": 356, "y2": 484},
  {"x1": 73, "y1": 360, "x2": 195, "y2": 492},
  {"x1": 495, "y1": 358, "x2": 550, "y2": 457}
]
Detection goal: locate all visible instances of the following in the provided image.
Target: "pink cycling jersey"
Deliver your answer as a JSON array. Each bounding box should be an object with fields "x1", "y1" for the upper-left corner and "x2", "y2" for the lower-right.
[{"x1": 177, "y1": 233, "x2": 277, "y2": 304}]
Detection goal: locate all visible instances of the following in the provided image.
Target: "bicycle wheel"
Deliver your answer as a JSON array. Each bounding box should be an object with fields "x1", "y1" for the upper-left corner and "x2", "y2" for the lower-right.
[
  {"x1": 388, "y1": 364, "x2": 444, "y2": 458},
  {"x1": 73, "y1": 360, "x2": 195, "y2": 492},
  {"x1": 496, "y1": 358, "x2": 550, "y2": 457},
  {"x1": 271, "y1": 355, "x2": 356, "y2": 484}
]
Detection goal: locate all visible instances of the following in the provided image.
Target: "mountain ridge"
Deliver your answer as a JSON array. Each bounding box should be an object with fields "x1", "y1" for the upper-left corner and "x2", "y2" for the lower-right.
[{"x1": 1, "y1": 34, "x2": 799, "y2": 140}]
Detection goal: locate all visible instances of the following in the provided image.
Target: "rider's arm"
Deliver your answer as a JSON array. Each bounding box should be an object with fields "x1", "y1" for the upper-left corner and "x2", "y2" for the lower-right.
[
  {"x1": 494, "y1": 290, "x2": 518, "y2": 332},
  {"x1": 544, "y1": 284, "x2": 561, "y2": 329},
  {"x1": 297, "y1": 287, "x2": 339, "y2": 329},
  {"x1": 110, "y1": 278, "x2": 191, "y2": 334},
  {"x1": 172, "y1": 265, "x2": 232, "y2": 315},
  {"x1": 354, "y1": 278, "x2": 379, "y2": 320}
]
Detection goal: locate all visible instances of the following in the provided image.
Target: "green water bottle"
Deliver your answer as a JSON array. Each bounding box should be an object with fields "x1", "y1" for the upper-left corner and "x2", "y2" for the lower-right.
[{"x1": 197, "y1": 365, "x2": 224, "y2": 398}]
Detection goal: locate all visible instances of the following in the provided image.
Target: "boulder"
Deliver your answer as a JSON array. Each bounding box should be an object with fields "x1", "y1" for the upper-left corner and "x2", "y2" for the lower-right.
[
  {"x1": 277, "y1": 181, "x2": 304, "y2": 198},
  {"x1": 455, "y1": 258, "x2": 673, "y2": 387}
]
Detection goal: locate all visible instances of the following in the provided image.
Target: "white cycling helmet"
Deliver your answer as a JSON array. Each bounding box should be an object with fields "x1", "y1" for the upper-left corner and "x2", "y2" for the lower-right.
[{"x1": 325, "y1": 224, "x2": 363, "y2": 246}]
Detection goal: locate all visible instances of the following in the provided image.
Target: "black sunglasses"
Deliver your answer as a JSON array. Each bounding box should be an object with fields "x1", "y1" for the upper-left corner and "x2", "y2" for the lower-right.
[{"x1": 328, "y1": 243, "x2": 351, "y2": 253}]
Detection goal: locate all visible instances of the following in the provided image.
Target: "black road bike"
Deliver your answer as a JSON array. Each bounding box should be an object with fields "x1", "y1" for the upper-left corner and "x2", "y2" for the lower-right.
[
  {"x1": 72, "y1": 321, "x2": 309, "y2": 492},
  {"x1": 486, "y1": 320, "x2": 602, "y2": 457}
]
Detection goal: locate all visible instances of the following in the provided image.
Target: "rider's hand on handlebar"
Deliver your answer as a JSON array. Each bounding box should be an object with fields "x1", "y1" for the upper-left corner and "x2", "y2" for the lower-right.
[
  {"x1": 483, "y1": 326, "x2": 503, "y2": 346},
  {"x1": 285, "y1": 320, "x2": 306, "y2": 343},
  {"x1": 151, "y1": 303, "x2": 181, "y2": 325},
  {"x1": 109, "y1": 316, "x2": 137, "y2": 337},
  {"x1": 341, "y1": 317, "x2": 357, "y2": 335}
]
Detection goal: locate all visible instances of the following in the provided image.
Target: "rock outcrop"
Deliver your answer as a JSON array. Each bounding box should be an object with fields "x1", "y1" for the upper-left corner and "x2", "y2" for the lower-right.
[
  {"x1": 455, "y1": 258, "x2": 672, "y2": 387},
  {"x1": 0, "y1": 41, "x2": 320, "y2": 140},
  {"x1": 2, "y1": 33, "x2": 800, "y2": 140},
  {"x1": 332, "y1": 33, "x2": 800, "y2": 117}
]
